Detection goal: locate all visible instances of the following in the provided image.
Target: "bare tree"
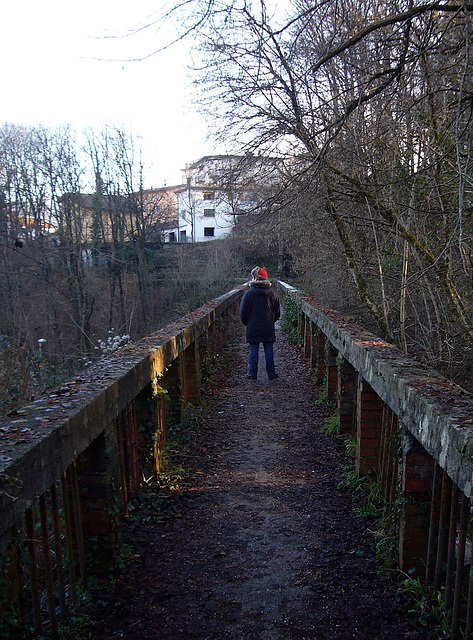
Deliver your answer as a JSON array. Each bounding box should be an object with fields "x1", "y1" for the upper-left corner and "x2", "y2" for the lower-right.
[{"x1": 154, "y1": 0, "x2": 472, "y2": 376}]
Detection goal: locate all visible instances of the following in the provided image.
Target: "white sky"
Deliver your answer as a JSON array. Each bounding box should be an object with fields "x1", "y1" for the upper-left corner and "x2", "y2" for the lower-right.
[{"x1": 0, "y1": 1, "x2": 216, "y2": 187}]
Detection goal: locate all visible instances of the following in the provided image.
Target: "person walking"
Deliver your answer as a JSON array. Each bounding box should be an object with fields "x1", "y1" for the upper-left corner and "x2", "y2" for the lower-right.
[{"x1": 240, "y1": 266, "x2": 280, "y2": 380}]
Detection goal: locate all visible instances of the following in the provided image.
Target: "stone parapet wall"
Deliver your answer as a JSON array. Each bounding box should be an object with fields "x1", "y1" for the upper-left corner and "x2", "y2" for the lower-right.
[
  {"x1": 276, "y1": 281, "x2": 473, "y2": 498},
  {"x1": 0, "y1": 287, "x2": 244, "y2": 551},
  {"x1": 276, "y1": 280, "x2": 473, "y2": 636}
]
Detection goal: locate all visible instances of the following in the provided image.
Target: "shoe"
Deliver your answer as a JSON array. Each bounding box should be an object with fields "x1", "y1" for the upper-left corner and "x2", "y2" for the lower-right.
[
  {"x1": 268, "y1": 374, "x2": 279, "y2": 380},
  {"x1": 246, "y1": 373, "x2": 257, "y2": 379}
]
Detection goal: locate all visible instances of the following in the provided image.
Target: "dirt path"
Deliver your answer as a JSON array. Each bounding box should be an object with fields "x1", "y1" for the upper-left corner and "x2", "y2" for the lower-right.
[{"x1": 88, "y1": 323, "x2": 433, "y2": 640}]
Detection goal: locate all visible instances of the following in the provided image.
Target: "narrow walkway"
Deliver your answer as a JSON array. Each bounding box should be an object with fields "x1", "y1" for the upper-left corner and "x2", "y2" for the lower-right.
[{"x1": 90, "y1": 324, "x2": 428, "y2": 640}]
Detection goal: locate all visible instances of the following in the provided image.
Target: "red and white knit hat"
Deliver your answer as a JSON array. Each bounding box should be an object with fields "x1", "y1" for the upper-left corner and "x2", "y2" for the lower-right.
[{"x1": 251, "y1": 266, "x2": 268, "y2": 280}]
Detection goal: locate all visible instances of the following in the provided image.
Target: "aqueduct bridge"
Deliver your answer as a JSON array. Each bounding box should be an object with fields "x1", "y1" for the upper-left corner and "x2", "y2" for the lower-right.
[{"x1": 1, "y1": 281, "x2": 473, "y2": 638}]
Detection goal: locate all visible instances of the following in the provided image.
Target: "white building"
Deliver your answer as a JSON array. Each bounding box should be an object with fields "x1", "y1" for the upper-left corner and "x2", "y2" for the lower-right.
[
  {"x1": 163, "y1": 155, "x2": 285, "y2": 243},
  {"x1": 174, "y1": 183, "x2": 234, "y2": 242}
]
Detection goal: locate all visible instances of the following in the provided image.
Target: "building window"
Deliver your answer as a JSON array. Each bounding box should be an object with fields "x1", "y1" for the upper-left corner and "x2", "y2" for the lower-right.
[
  {"x1": 168, "y1": 232, "x2": 176, "y2": 242},
  {"x1": 180, "y1": 230, "x2": 187, "y2": 242},
  {"x1": 204, "y1": 227, "x2": 215, "y2": 237},
  {"x1": 203, "y1": 208, "x2": 215, "y2": 217},
  {"x1": 203, "y1": 192, "x2": 215, "y2": 200}
]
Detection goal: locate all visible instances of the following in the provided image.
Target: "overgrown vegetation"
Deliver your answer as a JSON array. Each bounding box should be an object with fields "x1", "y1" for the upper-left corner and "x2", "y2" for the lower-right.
[
  {"x1": 314, "y1": 382, "x2": 336, "y2": 411},
  {"x1": 281, "y1": 293, "x2": 303, "y2": 347},
  {"x1": 400, "y1": 577, "x2": 452, "y2": 636},
  {"x1": 320, "y1": 414, "x2": 339, "y2": 437},
  {"x1": 337, "y1": 464, "x2": 398, "y2": 567}
]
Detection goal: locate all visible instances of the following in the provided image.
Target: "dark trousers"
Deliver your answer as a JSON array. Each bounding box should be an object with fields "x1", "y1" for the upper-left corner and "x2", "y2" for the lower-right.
[{"x1": 248, "y1": 342, "x2": 275, "y2": 378}]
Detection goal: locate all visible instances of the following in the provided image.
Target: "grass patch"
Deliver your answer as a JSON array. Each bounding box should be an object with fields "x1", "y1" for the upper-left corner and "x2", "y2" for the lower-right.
[
  {"x1": 400, "y1": 576, "x2": 452, "y2": 635},
  {"x1": 320, "y1": 414, "x2": 339, "y2": 436}
]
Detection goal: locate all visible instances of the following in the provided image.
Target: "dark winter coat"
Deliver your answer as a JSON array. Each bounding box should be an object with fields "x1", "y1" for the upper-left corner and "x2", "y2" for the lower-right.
[{"x1": 239, "y1": 281, "x2": 280, "y2": 344}]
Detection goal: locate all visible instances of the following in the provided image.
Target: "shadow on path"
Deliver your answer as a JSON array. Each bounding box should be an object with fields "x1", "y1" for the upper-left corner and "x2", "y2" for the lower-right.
[{"x1": 89, "y1": 324, "x2": 432, "y2": 640}]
